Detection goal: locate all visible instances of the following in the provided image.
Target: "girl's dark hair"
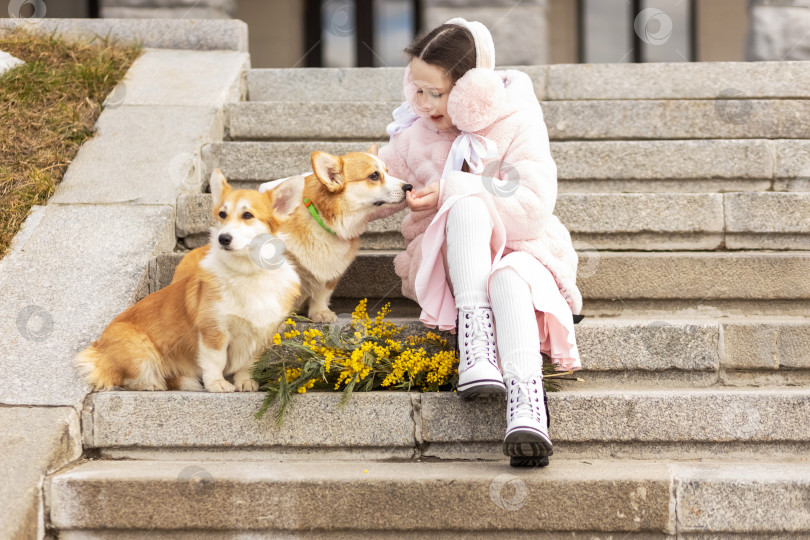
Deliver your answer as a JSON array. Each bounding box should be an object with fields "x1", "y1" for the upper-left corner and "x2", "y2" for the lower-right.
[{"x1": 404, "y1": 24, "x2": 476, "y2": 85}]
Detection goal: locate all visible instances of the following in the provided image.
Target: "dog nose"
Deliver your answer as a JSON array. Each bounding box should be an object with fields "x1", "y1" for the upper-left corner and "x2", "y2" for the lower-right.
[
  {"x1": 218, "y1": 233, "x2": 232, "y2": 247},
  {"x1": 402, "y1": 184, "x2": 413, "y2": 192}
]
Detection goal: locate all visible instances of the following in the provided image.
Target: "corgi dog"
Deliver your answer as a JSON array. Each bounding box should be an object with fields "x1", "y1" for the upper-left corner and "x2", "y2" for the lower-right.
[
  {"x1": 74, "y1": 170, "x2": 304, "y2": 392},
  {"x1": 174, "y1": 143, "x2": 410, "y2": 323}
]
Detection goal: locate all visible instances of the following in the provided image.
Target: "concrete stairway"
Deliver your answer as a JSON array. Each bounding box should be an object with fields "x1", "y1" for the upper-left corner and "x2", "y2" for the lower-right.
[{"x1": 48, "y1": 63, "x2": 810, "y2": 537}]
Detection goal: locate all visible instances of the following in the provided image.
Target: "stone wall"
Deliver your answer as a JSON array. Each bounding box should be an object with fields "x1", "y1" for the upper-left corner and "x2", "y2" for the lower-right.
[{"x1": 747, "y1": 0, "x2": 810, "y2": 60}]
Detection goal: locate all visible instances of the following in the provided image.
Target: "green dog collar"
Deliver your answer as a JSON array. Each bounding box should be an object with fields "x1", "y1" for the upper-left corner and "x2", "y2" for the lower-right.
[{"x1": 303, "y1": 198, "x2": 337, "y2": 236}]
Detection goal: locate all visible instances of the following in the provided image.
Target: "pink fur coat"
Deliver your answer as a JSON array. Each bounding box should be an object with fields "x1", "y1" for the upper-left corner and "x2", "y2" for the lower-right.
[{"x1": 375, "y1": 67, "x2": 583, "y2": 315}]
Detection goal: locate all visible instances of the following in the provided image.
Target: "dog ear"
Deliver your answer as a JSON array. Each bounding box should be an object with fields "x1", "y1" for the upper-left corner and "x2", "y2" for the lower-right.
[
  {"x1": 266, "y1": 175, "x2": 305, "y2": 217},
  {"x1": 311, "y1": 151, "x2": 344, "y2": 192},
  {"x1": 366, "y1": 143, "x2": 379, "y2": 156},
  {"x1": 209, "y1": 168, "x2": 231, "y2": 202}
]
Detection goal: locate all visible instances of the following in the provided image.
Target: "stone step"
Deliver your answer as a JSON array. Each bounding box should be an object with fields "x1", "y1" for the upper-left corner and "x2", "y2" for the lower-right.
[
  {"x1": 246, "y1": 62, "x2": 810, "y2": 102},
  {"x1": 49, "y1": 459, "x2": 810, "y2": 536},
  {"x1": 336, "y1": 251, "x2": 810, "y2": 316},
  {"x1": 176, "y1": 192, "x2": 717, "y2": 251},
  {"x1": 205, "y1": 139, "x2": 810, "y2": 193},
  {"x1": 142, "y1": 250, "x2": 810, "y2": 385},
  {"x1": 176, "y1": 191, "x2": 810, "y2": 251},
  {"x1": 725, "y1": 192, "x2": 810, "y2": 249},
  {"x1": 148, "y1": 251, "x2": 810, "y2": 316},
  {"x1": 227, "y1": 99, "x2": 810, "y2": 141},
  {"x1": 370, "y1": 249, "x2": 810, "y2": 316},
  {"x1": 80, "y1": 388, "x2": 810, "y2": 461}
]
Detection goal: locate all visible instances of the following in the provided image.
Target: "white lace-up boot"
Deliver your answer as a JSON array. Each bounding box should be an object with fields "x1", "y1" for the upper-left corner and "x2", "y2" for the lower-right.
[
  {"x1": 455, "y1": 305, "x2": 506, "y2": 397},
  {"x1": 502, "y1": 369, "x2": 553, "y2": 459}
]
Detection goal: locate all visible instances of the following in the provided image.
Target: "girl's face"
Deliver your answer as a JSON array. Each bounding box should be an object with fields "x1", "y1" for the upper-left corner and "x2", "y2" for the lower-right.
[{"x1": 408, "y1": 57, "x2": 455, "y2": 131}]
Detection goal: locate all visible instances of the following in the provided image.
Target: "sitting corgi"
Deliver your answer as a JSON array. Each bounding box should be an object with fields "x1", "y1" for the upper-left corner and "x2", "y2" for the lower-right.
[
  {"x1": 74, "y1": 170, "x2": 304, "y2": 392},
  {"x1": 173, "y1": 144, "x2": 411, "y2": 323}
]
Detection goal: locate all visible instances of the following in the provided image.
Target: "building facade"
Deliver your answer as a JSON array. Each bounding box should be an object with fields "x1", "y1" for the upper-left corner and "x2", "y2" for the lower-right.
[{"x1": 12, "y1": 0, "x2": 810, "y2": 67}]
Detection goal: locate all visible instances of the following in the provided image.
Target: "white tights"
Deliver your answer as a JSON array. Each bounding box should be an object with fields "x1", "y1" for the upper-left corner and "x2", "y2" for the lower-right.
[{"x1": 445, "y1": 197, "x2": 544, "y2": 379}]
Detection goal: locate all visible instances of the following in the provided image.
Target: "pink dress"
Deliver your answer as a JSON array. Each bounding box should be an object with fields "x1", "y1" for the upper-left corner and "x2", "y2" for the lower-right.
[
  {"x1": 414, "y1": 183, "x2": 581, "y2": 371},
  {"x1": 376, "y1": 67, "x2": 582, "y2": 371}
]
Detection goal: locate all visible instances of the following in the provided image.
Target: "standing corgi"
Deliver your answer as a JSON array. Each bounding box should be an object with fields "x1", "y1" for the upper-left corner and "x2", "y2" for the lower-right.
[
  {"x1": 74, "y1": 170, "x2": 303, "y2": 392},
  {"x1": 173, "y1": 144, "x2": 411, "y2": 323}
]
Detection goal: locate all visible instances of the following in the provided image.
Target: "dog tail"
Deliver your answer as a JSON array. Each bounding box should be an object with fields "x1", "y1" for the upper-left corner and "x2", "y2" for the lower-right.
[{"x1": 74, "y1": 346, "x2": 120, "y2": 391}]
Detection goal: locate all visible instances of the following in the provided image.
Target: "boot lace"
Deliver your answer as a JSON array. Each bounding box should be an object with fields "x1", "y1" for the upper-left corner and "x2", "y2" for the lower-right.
[
  {"x1": 505, "y1": 371, "x2": 545, "y2": 426},
  {"x1": 460, "y1": 306, "x2": 496, "y2": 369}
]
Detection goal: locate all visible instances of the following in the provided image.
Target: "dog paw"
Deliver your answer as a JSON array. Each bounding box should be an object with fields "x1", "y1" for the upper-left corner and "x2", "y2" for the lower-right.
[
  {"x1": 234, "y1": 378, "x2": 259, "y2": 392},
  {"x1": 309, "y1": 310, "x2": 338, "y2": 323},
  {"x1": 126, "y1": 381, "x2": 167, "y2": 391},
  {"x1": 205, "y1": 379, "x2": 235, "y2": 393}
]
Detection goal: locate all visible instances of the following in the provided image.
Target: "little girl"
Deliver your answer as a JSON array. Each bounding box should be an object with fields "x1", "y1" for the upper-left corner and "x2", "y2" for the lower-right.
[{"x1": 373, "y1": 18, "x2": 582, "y2": 467}]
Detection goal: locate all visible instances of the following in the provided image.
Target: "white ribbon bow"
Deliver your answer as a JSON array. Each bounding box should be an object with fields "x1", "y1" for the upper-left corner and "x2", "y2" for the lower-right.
[
  {"x1": 441, "y1": 131, "x2": 499, "y2": 180},
  {"x1": 386, "y1": 101, "x2": 420, "y2": 139},
  {"x1": 384, "y1": 101, "x2": 499, "y2": 181}
]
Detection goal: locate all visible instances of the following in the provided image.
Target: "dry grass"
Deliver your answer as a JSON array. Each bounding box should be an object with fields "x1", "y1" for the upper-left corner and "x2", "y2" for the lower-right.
[{"x1": 0, "y1": 28, "x2": 140, "y2": 259}]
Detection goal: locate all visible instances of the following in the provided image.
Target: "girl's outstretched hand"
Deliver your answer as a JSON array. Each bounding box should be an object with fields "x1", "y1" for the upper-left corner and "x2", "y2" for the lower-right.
[{"x1": 406, "y1": 182, "x2": 439, "y2": 212}]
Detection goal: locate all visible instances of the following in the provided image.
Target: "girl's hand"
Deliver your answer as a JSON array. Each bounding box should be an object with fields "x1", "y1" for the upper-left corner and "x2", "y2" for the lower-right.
[{"x1": 406, "y1": 182, "x2": 439, "y2": 212}]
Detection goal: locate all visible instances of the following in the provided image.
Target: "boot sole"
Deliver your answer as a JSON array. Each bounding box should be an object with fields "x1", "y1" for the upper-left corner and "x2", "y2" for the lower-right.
[
  {"x1": 456, "y1": 381, "x2": 506, "y2": 399},
  {"x1": 503, "y1": 429, "x2": 554, "y2": 458},
  {"x1": 510, "y1": 455, "x2": 550, "y2": 468}
]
